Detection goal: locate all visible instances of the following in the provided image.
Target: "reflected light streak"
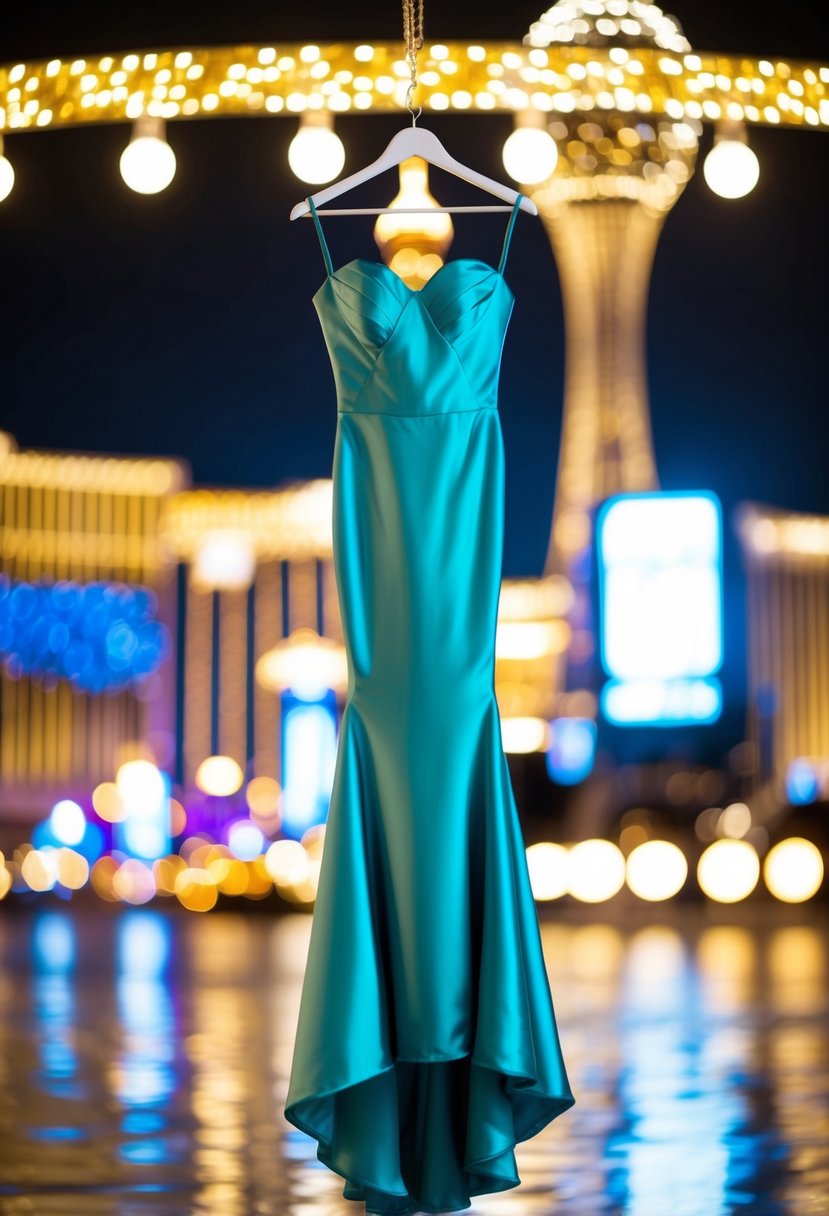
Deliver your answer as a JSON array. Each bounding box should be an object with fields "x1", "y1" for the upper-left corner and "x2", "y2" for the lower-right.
[
  {"x1": 31, "y1": 911, "x2": 80, "y2": 1100},
  {"x1": 113, "y1": 911, "x2": 177, "y2": 1123}
]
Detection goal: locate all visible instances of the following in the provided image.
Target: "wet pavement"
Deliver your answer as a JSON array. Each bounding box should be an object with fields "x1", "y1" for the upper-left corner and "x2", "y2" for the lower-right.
[{"x1": 0, "y1": 901, "x2": 826, "y2": 1215}]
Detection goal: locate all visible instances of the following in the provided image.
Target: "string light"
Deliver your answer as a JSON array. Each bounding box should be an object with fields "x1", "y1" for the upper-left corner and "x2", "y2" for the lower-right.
[
  {"x1": 703, "y1": 133, "x2": 760, "y2": 198},
  {"x1": 119, "y1": 116, "x2": 177, "y2": 194},
  {"x1": 0, "y1": 135, "x2": 14, "y2": 202},
  {"x1": 502, "y1": 111, "x2": 559, "y2": 184},
  {"x1": 287, "y1": 111, "x2": 345, "y2": 184}
]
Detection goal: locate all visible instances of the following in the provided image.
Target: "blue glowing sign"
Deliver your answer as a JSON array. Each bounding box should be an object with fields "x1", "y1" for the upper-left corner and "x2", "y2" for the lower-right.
[
  {"x1": 280, "y1": 690, "x2": 338, "y2": 839},
  {"x1": 596, "y1": 492, "x2": 723, "y2": 726}
]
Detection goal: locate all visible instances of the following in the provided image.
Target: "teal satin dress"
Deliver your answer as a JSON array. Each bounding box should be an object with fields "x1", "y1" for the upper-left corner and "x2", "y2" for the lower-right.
[{"x1": 284, "y1": 192, "x2": 575, "y2": 1215}]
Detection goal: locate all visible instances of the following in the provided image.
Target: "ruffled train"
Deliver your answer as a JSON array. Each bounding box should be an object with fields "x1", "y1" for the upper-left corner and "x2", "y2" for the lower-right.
[{"x1": 284, "y1": 694, "x2": 575, "y2": 1214}]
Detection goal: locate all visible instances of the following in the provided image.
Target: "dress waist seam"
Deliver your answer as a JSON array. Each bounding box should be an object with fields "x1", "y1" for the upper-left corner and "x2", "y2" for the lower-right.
[{"x1": 338, "y1": 403, "x2": 497, "y2": 417}]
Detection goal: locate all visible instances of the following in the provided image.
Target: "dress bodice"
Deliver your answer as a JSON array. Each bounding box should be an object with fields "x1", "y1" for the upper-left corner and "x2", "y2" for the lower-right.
[{"x1": 308, "y1": 193, "x2": 524, "y2": 417}]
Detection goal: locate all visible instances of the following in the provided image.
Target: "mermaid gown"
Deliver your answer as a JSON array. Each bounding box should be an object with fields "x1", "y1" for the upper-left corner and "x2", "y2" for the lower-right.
[{"x1": 284, "y1": 191, "x2": 575, "y2": 1214}]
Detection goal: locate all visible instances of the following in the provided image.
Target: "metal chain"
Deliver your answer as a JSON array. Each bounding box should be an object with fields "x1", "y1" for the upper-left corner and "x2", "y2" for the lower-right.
[{"x1": 402, "y1": 0, "x2": 424, "y2": 124}]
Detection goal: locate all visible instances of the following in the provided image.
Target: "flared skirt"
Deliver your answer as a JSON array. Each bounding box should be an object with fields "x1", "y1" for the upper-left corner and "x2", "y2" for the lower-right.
[{"x1": 283, "y1": 691, "x2": 575, "y2": 1214}]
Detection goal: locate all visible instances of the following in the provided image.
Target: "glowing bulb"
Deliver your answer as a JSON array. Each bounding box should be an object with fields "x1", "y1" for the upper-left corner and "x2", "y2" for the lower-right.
[
  {"x1": 374, "y1": 156, "x2": 454, "y2": 246},
  {"x1": 703, "y1": 139, "x2": 759, "y2": 199},
  {"x1": 502, "y1": 127, "x2": 558, "y2": 185},
  {"x1": 0, "y1": 147, "x2": 14, "y2": 203},
  {"x1": 120, "y1": 118, "x2": 177, "y2": 194},
  {"x1": 288, "y1": 116, "x2": 345, "y2": 184}
]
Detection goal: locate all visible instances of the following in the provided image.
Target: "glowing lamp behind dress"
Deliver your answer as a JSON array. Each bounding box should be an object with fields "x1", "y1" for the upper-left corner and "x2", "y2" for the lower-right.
[{"x1": 373, "y1": 156, "x2": 454, "y2": 291}]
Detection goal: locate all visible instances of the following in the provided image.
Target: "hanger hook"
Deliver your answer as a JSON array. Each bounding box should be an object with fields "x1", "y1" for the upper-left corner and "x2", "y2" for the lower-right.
[
  {"x1": 404, "y1": 74, "x2": 421, "y2": 127},
  {"x1": 403, "y1": 0, "x2": 423, "y2": 127}
]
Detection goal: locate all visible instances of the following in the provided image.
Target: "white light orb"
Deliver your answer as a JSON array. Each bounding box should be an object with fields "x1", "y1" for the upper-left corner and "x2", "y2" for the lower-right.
[
  {"x1": 288, "y1": 126, "x2": 346, "y2": 184},
  {"x1": 256, "y1": 628, "x2": 348, "y2": 700},
  {"x1": 116, "y1": 759, "x2": 167, "y2": 807},
  {"x1": 194, "y1": 529, "x2": 256, "y2": 591},
  {"x1": 764, "y1": 837, "x2": 824, "y2": 903},
  {"x1": 525, "y1": 841, "x2": 569, "y2": 901},
  {"x1": 502, "y1": 127, "x2": 558, "y2": 185},
  {"x1": 120, "y1": 134, "x2": 177, "y2": 194},
  {"x1": 264, "y1": 838, "x2": 309, "y2": 886},
  {"x1": 703, "y1": 140, "x2": 759, "y2": 199},
  {"x1": 500, "y1": 716, "x2": 549, "y2": 754},
  {"x1": 626, "y1": 839, "x2": 688, "y2": 901},
  {"x1": 567, "y1": 838, "x2": 626, "y2": 903},
  {"x1": 697, "y1": 838, "x2": 760, "y2": 903},
  {"x1": 49, "y1": 799, "x2": 87, "y2": 846},
  {"x1": 0, "y1": 156, "x2": 14, "y2": 203},
  {"x1": 227, "y1": 819, "x2": 265, "y2": 862}
]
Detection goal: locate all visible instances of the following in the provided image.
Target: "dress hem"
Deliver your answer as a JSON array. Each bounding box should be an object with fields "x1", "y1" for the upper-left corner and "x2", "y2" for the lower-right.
[{"x1": 284, "y1": 1049, "x2": 576, "y2": 1215}]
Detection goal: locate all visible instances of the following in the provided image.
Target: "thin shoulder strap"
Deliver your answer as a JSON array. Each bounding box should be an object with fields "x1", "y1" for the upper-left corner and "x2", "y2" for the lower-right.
[
  {"x1": 307, "y1": 196, "x2": 334, "y2": 277},
  {"x1": 498, "y1": 192, "x2": 524, "y2": 275}
]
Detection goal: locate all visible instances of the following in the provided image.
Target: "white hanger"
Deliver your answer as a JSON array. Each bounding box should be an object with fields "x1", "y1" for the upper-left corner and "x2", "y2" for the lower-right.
[{"x1": 289, "y1": 125, "x2": 538, "y2": 220}]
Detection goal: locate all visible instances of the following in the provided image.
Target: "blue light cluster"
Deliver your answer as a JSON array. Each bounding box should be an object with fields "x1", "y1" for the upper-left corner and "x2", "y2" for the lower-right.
[{"x1": 0, "y1": 575, "x2": 170, "y2": 694}]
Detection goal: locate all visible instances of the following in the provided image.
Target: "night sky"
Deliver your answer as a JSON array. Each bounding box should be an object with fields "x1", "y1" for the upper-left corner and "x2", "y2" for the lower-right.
[{"x1": 1, "y1": 2, "x2": 827, "y2": 751}]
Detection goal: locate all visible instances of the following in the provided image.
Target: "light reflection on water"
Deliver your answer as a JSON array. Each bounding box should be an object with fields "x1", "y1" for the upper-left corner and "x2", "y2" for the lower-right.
[{"x1": 0, "y1": 905, "x2": 826, "y2": 1215}]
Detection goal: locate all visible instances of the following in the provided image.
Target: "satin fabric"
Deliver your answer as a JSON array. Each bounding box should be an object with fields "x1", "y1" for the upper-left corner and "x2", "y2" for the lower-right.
[{"x1": 284, "y1": 197, "x2": 575, "y2": 1215}]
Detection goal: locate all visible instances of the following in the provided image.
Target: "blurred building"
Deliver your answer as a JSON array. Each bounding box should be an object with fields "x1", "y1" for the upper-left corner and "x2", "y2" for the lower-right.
[
  {"x1": 737, "y1": 503, "x2": 829, "y2": 805},
  {"x1": 0, "y1": 431, "x2": 185, "y2": 822},
  {"x1": 159, "y1": 480, "x2": 339, "y2": 790}
]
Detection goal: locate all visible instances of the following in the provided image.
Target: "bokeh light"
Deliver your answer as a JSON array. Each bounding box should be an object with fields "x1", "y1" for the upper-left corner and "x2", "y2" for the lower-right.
[
  {"x1": 227, "y1": 819, "x2": 265, "y2": 862},
  {"x1": 567, "y1": 839, "x2": 626, "y2": 903},
  {"x1": 195, "y1": 755, "x2": 244, "y2": 797},
  {"x1": 763, "y1": 837, "x2": 824, "y2": 903},
  {"x1": 697, "y1": 839, "x2": 760, "y2": 903},
  {"x1": 48, "y1": 799, "x2": 86, "y2": 846},
  {"x1": 626, "y1": 840, "x2": 688, "y2": 901},
  {"x1": 525, "y1": 842, "x2": 569, "y2": 900}
]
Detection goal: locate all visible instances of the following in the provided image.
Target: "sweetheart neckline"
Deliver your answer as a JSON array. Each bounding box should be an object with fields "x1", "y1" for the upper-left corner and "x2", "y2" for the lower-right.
[{"x1": 313, "y1": 257, "x2": 513, "y2": 303}]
